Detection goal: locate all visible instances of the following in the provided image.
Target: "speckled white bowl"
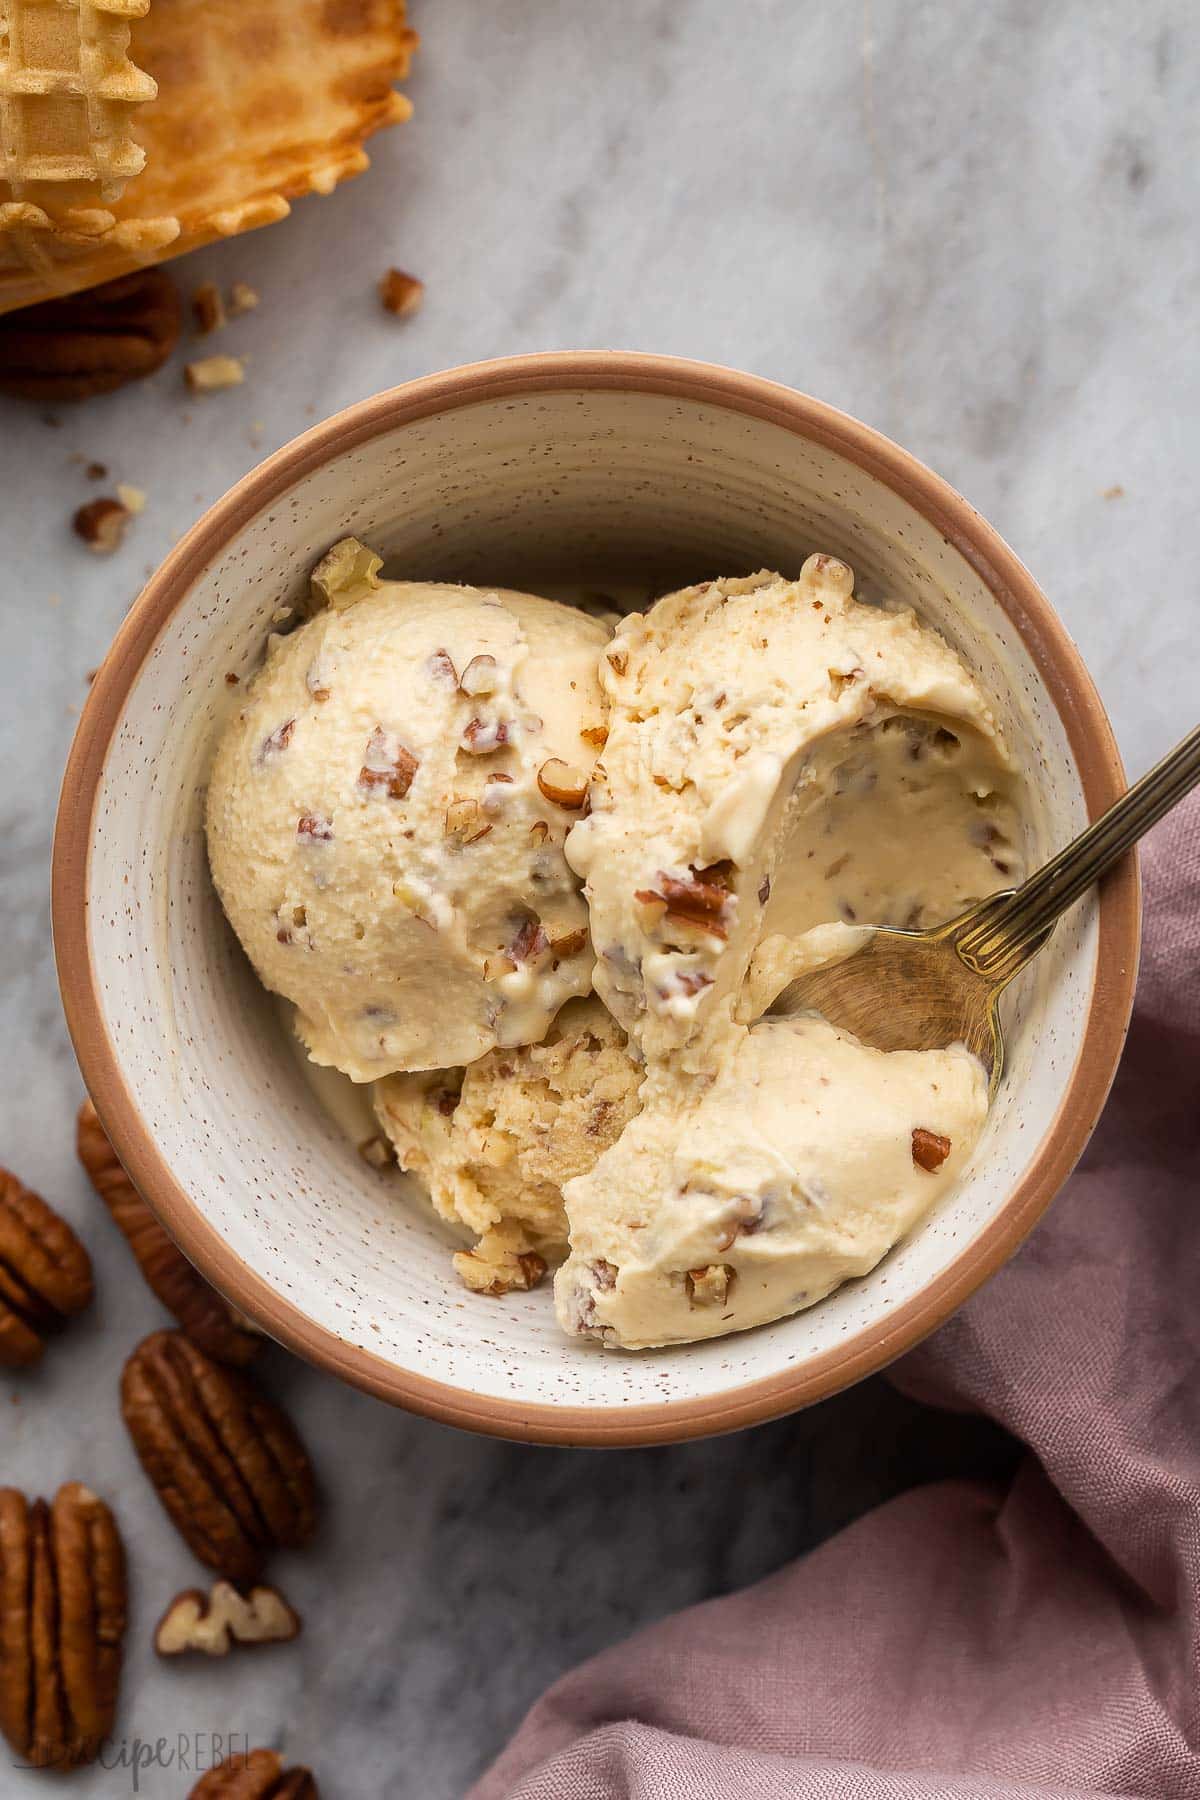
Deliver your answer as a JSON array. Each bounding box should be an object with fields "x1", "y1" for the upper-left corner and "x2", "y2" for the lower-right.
[{"x1": 53, "y1": 354, "x2": 1139, "y2": 1445}]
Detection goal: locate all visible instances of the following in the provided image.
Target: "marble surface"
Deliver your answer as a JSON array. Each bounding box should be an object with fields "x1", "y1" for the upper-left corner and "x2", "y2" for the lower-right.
[{"x1": 0, "y1": 1, "x2": 1193, "y2": 1793}]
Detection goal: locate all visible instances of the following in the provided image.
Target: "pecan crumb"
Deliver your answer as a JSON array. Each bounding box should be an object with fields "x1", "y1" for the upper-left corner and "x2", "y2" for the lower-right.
[
  {"x1": 73, "y1": 496, "x2": 130, "y2": 554},
  {"x1": 358, "y1": 726, "x2": 419, "y2": 799},
  {"x1": 537, "y1": 758, "x2": 588, "y2": 808},
  {"x1": 357, "y1": 1136, "x2": 393, "y2": 1171},
  {"x1": 379, "y1": 268, "x2": 425, "y2": 318},
  {"x1": 191, "y1": 282, "x2": 226, "y2": 335},
  {"x1": 184, "y1": 354, "x2": 245, "y2": 393},
  {"x1": 228, "y1": 281, "x2": 260, "y2": 316},
  {"x1": 687, "y1": 1263, "x2": 733, "y2": 1306},
  {"x1": 912, "y1": 1128, "x2": 951, "y2": 1172}
]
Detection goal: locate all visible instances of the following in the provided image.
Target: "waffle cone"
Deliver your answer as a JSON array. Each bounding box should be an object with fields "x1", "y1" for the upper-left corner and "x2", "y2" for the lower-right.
[{"x1": 0, "y1": 0, "x2": 416, "y2": 315}]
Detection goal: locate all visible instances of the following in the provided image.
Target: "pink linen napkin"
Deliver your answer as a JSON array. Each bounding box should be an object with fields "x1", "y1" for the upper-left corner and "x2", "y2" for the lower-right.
[{"x1": 471, "y1": 795, "x2": 1200, "y2": 1799}]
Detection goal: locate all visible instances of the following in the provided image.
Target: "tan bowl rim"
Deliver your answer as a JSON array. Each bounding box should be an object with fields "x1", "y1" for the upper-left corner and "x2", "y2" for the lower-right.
[{"x1": 51, "y1": 350, "x2": 1141, "y2": 1446}]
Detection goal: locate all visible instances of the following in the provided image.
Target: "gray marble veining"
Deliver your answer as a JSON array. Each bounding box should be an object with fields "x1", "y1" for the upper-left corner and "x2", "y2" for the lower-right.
[{"x1": 0, "y1": 2, "x2": 1193, "y2": 1794}]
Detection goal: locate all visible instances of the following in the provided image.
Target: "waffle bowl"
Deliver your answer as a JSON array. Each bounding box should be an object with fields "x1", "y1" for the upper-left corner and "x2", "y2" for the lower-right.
[{"x1": 0, "y1": 0, "x2": 416, "y2": 315}]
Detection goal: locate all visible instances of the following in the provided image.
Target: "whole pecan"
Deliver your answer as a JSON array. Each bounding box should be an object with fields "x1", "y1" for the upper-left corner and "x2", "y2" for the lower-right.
[
  {"x1": 190, "y1": 1747, "x2": 319, "y2": 1797},
  {"x1": 121, "y1": 1331, "x2": 318, "y2": 1583},
  {"x1": 0, "y1": 268, "x2": 182, "y2": 402},
  {"x1": 0, "y1": 1483, "x2": 127, "y2": 1770},
  {"x1": 77, "y1": 1101, "x2": 260, "y2": 1365},
  {"x1": 0, "y1": 1166, "x2": 93, "y2": 1368}
]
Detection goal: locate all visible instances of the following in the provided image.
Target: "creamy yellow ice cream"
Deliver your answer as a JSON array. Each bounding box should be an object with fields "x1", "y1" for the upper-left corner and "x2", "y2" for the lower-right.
[
  {"x1": 551, "y1": 556, "x2": 1022, "y2": 1347},
  {"x1": 556, "y1": 1014, "x2": 986, "y2": 1348},
  {"x1": 373, "y1": 997, "x2": 642, "y2": 1294},
  {"x1": 564, "y1": 558, "x2": 1022, "y2": 1067},
  {"x1": 206, "y1": 544, "x2": 610, "y2": 1080}
]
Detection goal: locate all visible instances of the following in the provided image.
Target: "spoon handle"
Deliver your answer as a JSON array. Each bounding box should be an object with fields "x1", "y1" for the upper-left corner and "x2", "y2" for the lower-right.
[{"x1": 955, "y1": 720, "x2": 1200, "y2": 982}]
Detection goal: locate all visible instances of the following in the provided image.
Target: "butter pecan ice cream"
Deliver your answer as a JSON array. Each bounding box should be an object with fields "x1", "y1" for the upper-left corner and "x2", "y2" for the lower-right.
[
  {"x1": 206, "y1": 542, "x2": 610, "y2": 1080},
  {"x1": 553, "y1": 557, "x2": 1023, "y2": 1347},
  {"x1": 373, "y1": 996, "x2": 641, "y2": 1296}
]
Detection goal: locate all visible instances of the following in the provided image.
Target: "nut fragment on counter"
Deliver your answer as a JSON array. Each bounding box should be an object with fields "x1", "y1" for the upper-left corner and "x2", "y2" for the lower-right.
[
  {"x1": 378, "y1": 268, "x2": 424, "y2": 317},
  {"x1": 189, "y1": 1747, "x2": 319, "y2": 1798},
  {"x1": 121, "y1": 1330, "x2": 318, "y2": 1582},
  {"x1": 911, "y1": 1127, "x2": 952, "y2": 1171},
  {"x1": 155, "y1": 1580, "x2": 301, "y2": 1657},
  {"x1": 0, "y1": 1165, "x2": 93, "y2": 1368},
  {"x1": 72, "y1": 496, "x2": 132, "y2": 554},
  {"x1": 0, "y1": 1483, "x2": 127, "y2": 1769},
  {"x1": 77, "y1": 1100, "x2": 261, "y2": 1365},
  {"x1": 0, "y1": 268, "x2": 182, "y2": 402},
  {"x1": 185, "y1": 353, "x2": 245, "y2": 393},
  {"x1": 228, "y1": 281, "x2": 261, "y2": 317},
  {"x1": 191, "y1": 282, "x2": 227, "y2": 335}
]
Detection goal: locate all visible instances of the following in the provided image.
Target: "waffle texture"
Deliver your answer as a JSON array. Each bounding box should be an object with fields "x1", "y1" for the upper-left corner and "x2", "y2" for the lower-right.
[{"x1": 0, "y1": 0, "x2": 416, "y2": 313}]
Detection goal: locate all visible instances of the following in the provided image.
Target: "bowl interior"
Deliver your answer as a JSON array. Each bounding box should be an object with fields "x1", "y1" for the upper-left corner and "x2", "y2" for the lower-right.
[{"x1": 77, "y1": 376, "x2": 1103, "y2": 1430}]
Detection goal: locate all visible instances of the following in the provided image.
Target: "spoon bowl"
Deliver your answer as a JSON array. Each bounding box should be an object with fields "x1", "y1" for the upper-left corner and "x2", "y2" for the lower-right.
[{"x1": 772, "y1": 718, "x2": 1200, "y2": 1084}]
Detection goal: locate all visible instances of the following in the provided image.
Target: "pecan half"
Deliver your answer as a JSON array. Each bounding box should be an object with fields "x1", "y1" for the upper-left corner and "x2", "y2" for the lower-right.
[
  {"x1": 190, "y1": 1748, "x2": 318, "y2": 1798},
  {"x1": 0, "y1": 269, "x2": 182, "y2": 403},
  {"x1": 155, "y1": 1581, "x2": 301, "y2": 1658},
  {"x1": 0, "y1": 1483, "x2": 127, "y2": 1770},
  {"x1": 77, "y1": 1102, "x2": 260, "y2": 1366},
  {"x1": 0, "y1": 1167, "x2": 93, "y2": 1368},
  {"x1": 121, "y1": 1331, "x2": 318, "y2": 1583}
]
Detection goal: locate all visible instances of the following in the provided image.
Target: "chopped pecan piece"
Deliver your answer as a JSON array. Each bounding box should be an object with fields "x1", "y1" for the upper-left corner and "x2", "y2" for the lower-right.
[
  {"x1": 0, "y1": 1483, "x2": 126, "y2": 1769},
  {"x1": 72, "y1": 496, "x2": 131, "y2": 553},
  {"x1": 536, "y1": 758, "x2": 588, "y2": 808},
  {"x1": 358, "y1": 726, "x2": 419, "y2": 799},
  {"x1": 461, "y1": 716, "x2": 510, "y2": 754},
  {"x1": 155, "y1": 1581, "x2": 301, "y2": 1658},
  {"x1": 77, "y1": 1102, "x2": 260, "y2": 1366},
  {"x1": 184, "y1": 353, "x2": 245, "y2": 393},
  {"x1": 636, "y1": 861, "x2": 735, "y2": 939},
  {"x1": 459, "y1": 654, "x2": 498, "y2": 696},
  {"x1": 426, "y1": 647, "x2": 458, "y2": 687},
  {"x1": 687, "y1": 1263, "x2": 733, "y2": 1307},
  {"x1": 549, "y1": 927, "x2": 588, "y2": 961},
  {"x1": 120, "y1": 1331, "x2": 318, "y2": 1582},
  {"x1": 379, "y1": 268, "x2": 425, "y2": 318},
  {"x1": 189, "y1": 1747, "x2": 318, "y2": 1798},
  {"x1": 357, "y1": 1135, "x2": 393, "y2": 1171},
  {"x1": 228, "y1": 282, "x2": 261, "y2": 317},
  {"x1": 258, "y1": 718, "x2": 295, "y2": 763},
  {"x1": 0, "y1": 1166, "x2": 93, "y2": 1369},
  {"x1": 296, "y1": 813, "x2": 333, "y2": 844},
  {"x1": 191, "y1": 282, "x2": 226, "y2": 335},
  {"x1": 508, "y1": 913, "x2": 549, "y2": 964},
  {"x1": 0, "y1": 269, "x2": 182, "y2": 403},
  {"x1": 911, "y1": 1128, "x2": 952, "y2": 1172},
  {"x1": 579, "y1": 724, "x2": 608, "y2": 748}
]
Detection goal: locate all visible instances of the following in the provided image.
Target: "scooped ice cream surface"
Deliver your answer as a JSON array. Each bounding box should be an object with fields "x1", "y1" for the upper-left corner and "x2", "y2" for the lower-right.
[
  {"x1": 206, "y1": 543, "x2": 610, "y2": 1080},
  {"x1": 373, "y1": 996, "x2": 642, "y2": 1296}
]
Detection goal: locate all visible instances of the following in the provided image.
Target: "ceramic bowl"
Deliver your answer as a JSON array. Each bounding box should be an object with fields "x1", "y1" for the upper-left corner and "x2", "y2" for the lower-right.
[{"x1": 52, "y1": 353, "x2": 1139, "y2": 1445}]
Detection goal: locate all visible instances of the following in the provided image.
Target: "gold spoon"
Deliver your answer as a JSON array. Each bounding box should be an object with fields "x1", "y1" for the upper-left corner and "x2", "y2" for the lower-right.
[{"x1": 769, "y1": 721, "x2": 1200, "y2": 1092}]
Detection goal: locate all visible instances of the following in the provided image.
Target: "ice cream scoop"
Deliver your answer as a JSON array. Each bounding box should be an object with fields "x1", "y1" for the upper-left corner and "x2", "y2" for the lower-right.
[
  {"x1": 556, "y1": 1012, "x2": 986, "y2": 1349},
  {"x1": 206, "y1": 543, "x2": 611, "y2": 1080},
  {"x1": 565, "y1": 558, "x2": 1023, "y2": 1068}
]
